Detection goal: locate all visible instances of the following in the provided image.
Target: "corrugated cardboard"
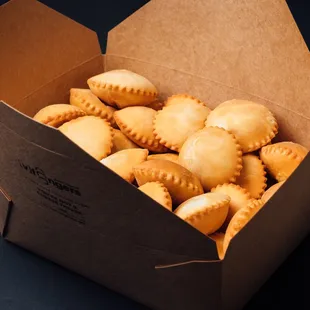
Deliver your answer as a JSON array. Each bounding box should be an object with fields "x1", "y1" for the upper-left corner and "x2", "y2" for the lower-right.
[{"x1": 0, "y1": 0, "x2": 309, "y2": 309}]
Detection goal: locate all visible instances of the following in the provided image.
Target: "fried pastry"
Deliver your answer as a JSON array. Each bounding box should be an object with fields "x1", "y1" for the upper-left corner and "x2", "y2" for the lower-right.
[
  {"x1": 153, "y1": 96, "x2": 211, "y2": 151},
  {"x1": 205, "y1": 99, "x2": 278, "y2": 153},
  {"x1": 209, "y1": 232, "x2": 225, "y2": 259},
  {"x1": 33, "y1": 104, "x2": 86, "y2": 127},
  {"x1": 146, "y1": 100, "x2": 164, "y2": 111},
  {"x1": 114, "y1": 106, "x2": 168, "y2": 153},
  {"x1": 236, "y1": 154, "x2": 267, "y2": 199},
  {"x1": 87, "y1": 69, "x2": 158, "y2": 109},
  {"x1": 223, "y1": 199, "x2": 264, "y2": 255},
  {"x1": 133, "y1": 159, "x2": 204, "y2": 204},
  {"x1": 147, "y1": 153, "x2": 179, "y2": 165},
  {"x1": 179, "y1": 127, "x2": 243, "y2": 191},
  {"x1": 101, "y1": 149, "x2": 148, "y2": 183},
  {"x1": 111, "y1": 129, "x2": 140, "y2": 154},
  {"x1": 174, "y1": 193, "x2": 230, "y2": 235},
  {"x1": 260, "y1": 142, "x2": 308, "y2": 182},
  {"x1": 58, "y1": 116, "x2": 113, "y2": 160},
  {"x1": 138, "y1": 182, "x2": 172, "y2": 211},
  {"x1": 69, "y1": 88, "x2": 114, "y2": 124},
  {"x1": 106, "y1": 106, "x2": 118, "y2": 128},
  {"x1": 164, "y1": 94, "x2": 206, "y2": 107},
  {"x1": 261, "y1": 181, "x2": 285, "y2": 203},
  {"x1": 211, "y1": 183, "x2": 252, "y2": 230}
]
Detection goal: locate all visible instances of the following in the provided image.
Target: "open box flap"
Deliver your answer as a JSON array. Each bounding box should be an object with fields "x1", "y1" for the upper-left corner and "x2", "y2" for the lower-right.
[
  {"x1": 107, "y1": 0, "x2": 310, "y2": 119},
  {"x1": 221, "y1": 154, "x2": 310, "y2": 310},
  {"x1": 0, "y1": 99, "x2": 219, "y2": 262},
  {"x1": 0, "y1": 187, "x2": 12, "y2": 236},
  {"x1": 0, "y1": 0, "x2": 102, "y2": 111}
]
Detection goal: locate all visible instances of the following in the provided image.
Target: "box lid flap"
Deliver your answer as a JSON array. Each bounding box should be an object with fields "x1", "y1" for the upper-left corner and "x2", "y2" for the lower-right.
[
  {"x1": 0, "y1": 0, "x2": 101, "y2": 108},
  {"x1": 107, "y1": 0, "x2": 310, "y2": 117}
]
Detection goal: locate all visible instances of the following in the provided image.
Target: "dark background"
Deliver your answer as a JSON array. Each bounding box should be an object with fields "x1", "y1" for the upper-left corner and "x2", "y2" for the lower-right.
[{"x1": 0, "y1": 0, "x2": 309, "y2": 309}]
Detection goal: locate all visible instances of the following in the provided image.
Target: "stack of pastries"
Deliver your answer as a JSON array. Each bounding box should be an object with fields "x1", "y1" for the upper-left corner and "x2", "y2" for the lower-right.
[{"x1": 33, "y1": 69, "x2": 309, "y2": 258}]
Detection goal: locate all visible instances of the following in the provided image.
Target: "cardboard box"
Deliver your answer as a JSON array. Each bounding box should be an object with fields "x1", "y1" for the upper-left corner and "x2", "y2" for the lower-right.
[{"x1": 0, "y1": 0, "x2": 309, "y2": 309}]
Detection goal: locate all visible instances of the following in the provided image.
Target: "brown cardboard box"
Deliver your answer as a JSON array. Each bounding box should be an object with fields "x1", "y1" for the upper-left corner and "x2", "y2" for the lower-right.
[{"x1": 0, "y1": 0, "x2": 309, "y2": 309}]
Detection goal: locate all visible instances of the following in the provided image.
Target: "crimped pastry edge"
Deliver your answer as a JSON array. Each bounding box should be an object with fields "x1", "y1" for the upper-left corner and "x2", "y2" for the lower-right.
[
  {"x1": 139, "y1": 181, "x2": 172, "y2": 210},
  {"x1": 70, "y1": 89, "x2": 113, "y2": 122},
  {"x1": 133, "y1": 166, "x2": 202, "y2": 193},
  {"x1": 152, "y1": 101, "x2": 211, "y2": 152},
  {"x1": 87, "y1": 79, "x2": 158, "y2": 97},
  {"x1": 114, "y1": 111, "x2": 168, "y2": 152}
]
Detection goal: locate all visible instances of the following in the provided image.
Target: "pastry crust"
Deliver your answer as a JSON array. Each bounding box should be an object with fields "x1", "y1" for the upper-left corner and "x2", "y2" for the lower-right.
[
  {"x1": 261, "y1": 181, "x2": 285, "y2": 203},
  {"x1": 101, "y1": 149, "x2": 148, "y2": 183},
  {"x1": 114, "y1": 106, "x2": 168, "y2": 153},
  {"x1": 205, "y1": 99, "x2": 278, "y2": 153},
  {"x1": 179, "y1": 127, "x2": 243, "y2": 191},
  {"x1": 33, "y1": 104, "x2": 86, "y2": 127},
  {"x1": 164, "y1": 94, "x2": 206, "y2": 107},
  {"x1": 223, "y1": 199, "x2": 264, "y2": 255},
  {"x1": 69, "y1": 88, "x2": 114, "y2": 124},
  {"x1": 146, "y1": 100, "x2": 165, "y2": 111},
  {"x1": 211, "y1": 183, "x2": 252, "y2": 230},
  {"x1": 138, "y1": 181, "x2": 172, "y2": 211},
  {"x1": 87, "y1": 69, "x2": 158, "y2": 109},
  {"x1": 236, "y1": 154, "x2": 267, "y2": 199},
  {"x1": 111, "y1": 129, "x2": 140, "y2": 154},
  {"x1": 58, "y1": 116, "x2": 113, "y2": 160},
  {"x1": 174, "y1": 193, "x2": 230, "y2": 235},
  {"x1": 209, "y1": 232, "x2": 225, "y2": 260},
  {"x1": 133, "y1": 159, "x2": 204, "y2": 205},
  {"x1": 260, "y1": 142, "x2": 308, "y2": 182},
  {"x1": 105, "y1": 106, "x2": 118, "y2": 128},
  {"x1": 153, "y1": 98, "x2": 211, "y2": 151},
  {"x1": 147, "y1": 153, "x2": 179, "y2": 165}
]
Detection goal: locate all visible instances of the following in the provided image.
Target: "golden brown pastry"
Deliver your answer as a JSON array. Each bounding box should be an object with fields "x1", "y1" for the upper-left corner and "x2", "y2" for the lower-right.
[
  {"x1": 101, "y1": 149, "x2": 148, "y2": 183},
  {"x1": 69, "y1": 88, "x2": 114, "y2": 124},
  {"x1": 260, "y1": 142, "x2": 308, "y2": 182},
  {"x1": 114, "y1": 106, "x2": 168, "y2": 153},
  {"x1": 209, "y1": 232, "x2": 225, "y2": 260},
  {"x1": 105, "y1": 106, "x2": 119, "y2": 129},
  {"x1": 33, "y1": 104, "x2": 86, "y2": 127},
  {"x1": 205, "y1": 99, "x2": 278, "y2": 153},
  {"x1": 164, "y1": 94, "x2": 206, "y2": 107},
  {"x1": 153, "y1": 96, "x2": 211, "y2": 151},
  {"x1": 146, "y1": 100, "x2": 165, "y2": 111},
  {"x1": 223, "y1": 199, "x2": 264, "y2": 255},
  {"x1": 133, "y1": 159, "x2": 204, "y2": 205},
  {"x1": 138, "y1": 182, "x2": 172, "y2": 211},
  {"x1": 147, "y1": 153, "x2": 179, "y2": 165},
  {"x1": 261, "y1": 181, "x2": 285, "y2": 203},
  {"x1": 211, "y1": 183, "x2": 252, "y2": 230},
  {"x1": 235, "y1": 154, "x2": 267, "y2": 199},
  {"x1": 87, "y1": 69, "x2": 158, "y2": 109},
  {"x1": 58, "y1": 116, "x2": 113, "y2": 160},
  {"x1": 111, "y1": 129, "x2": 140, "y2": 154},
  {"x1": 174, "y1": 193, "x2": 230, "y2": 235},
  {"x1": 179, "y1": 127, "x2": 243, "y2": 191}
]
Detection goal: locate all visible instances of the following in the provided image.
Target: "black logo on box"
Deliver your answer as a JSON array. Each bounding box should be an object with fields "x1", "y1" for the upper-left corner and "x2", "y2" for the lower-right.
[{"x1": 18, "y1": 160, "x2": 81, "y2": 196}]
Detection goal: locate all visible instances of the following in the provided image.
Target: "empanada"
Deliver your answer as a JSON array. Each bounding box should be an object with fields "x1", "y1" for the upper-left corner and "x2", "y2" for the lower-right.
[
  {"x1": 260, "y1": 142, "x2": 308, "y2": 182},
  {"x1": 174, "y1": 193, "x2": 230, "y2": 235},
  {"x1": 33, "y1": 104, "x2": 86, "y2": 127},
  {"x1": 58, "y1": 116, "x2": 113, "y2": 160},
  {"x1": 138, "y1": 182, "x2": 172, "y2": 211},
  {"x1": 114, "y1": 106, "x2": 168, "y2": 153},
  {"x1": 133, "y1": 159, "x2": 204, "y2": 204},
  {"x1": 179, "y1": 127, "x2": 243, "y2": 191},
  {"x1": 87, "y1": 69, "x2": 158, "y2": 109},
  {"x1": 205, "y1": 99, "x2": 278, "y2": 153}
]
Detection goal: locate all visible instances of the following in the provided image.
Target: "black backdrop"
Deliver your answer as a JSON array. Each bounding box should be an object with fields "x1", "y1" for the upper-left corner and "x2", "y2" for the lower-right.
[{"x1": 0, "y1": 0, "x2": 309, "y2": 309}]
